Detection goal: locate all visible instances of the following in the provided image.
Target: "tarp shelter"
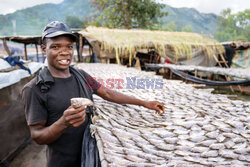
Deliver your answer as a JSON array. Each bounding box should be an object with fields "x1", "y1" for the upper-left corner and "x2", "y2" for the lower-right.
[
  {"x1": 78, "y1": 27, "x2": 225, "y2": 66},
  {"x1": 224, "y1": 41, "x2": 250, "y2": 69},
  {"x1": 0, "y1": 36, "x2": 42, "y2": 61}
]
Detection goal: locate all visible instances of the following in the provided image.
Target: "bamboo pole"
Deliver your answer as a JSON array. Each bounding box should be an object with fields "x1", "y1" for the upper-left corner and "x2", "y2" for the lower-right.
[{"x1": 3, "y1": 39, "x2": 12, "y2": 57}]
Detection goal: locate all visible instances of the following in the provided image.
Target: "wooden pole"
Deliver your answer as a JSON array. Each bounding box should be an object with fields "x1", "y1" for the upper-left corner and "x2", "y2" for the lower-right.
[
  {"x1": 3, "y1": 39, "x2": 12, "y2": 57},
  {"x1": 24, "y1": 44, "x2": 28, "y2": 60},
  {"x1": 213, "y1": 54, "x2": 234, "y2": 93},
  {"x1": 195, "y1": 70, "x2": 198, "y2": 77},
  {"x1": 170, "y1": 69, "x2": 173, "y2": 79},
  {"x1": 219, "y1": 53, "x2": 243, "y2": 93},
  {"x1": 35, "y1": 44, "x2": 39, "y2": 62},
  {"x1": 78, "y1": 35, "x2": 83, "y2": 62}
]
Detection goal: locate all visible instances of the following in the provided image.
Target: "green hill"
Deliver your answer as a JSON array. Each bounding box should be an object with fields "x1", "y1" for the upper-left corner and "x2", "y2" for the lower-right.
[
  {"x1": 161, "y1": 5, "x2": 217, "y2": 34},
  {"x1": 0, "y1": 0, "x2": 91, "y2": 36},
  {"x1": 0, "y1": 0, "x2": 217, "y2": 36}
]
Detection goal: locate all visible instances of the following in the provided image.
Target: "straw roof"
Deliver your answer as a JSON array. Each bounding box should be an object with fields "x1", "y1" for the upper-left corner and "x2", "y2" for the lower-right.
[{"x1": 79, "y1": 27, "x2": 225, "y2": 65}]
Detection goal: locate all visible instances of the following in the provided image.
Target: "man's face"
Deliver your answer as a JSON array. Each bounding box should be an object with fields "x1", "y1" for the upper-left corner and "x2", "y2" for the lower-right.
[{"x1": 42, "y1": 36, "x2": 74, "y2": 71}]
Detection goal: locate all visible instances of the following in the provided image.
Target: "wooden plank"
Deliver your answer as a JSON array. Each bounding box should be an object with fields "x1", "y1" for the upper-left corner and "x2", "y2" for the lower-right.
[
  {"x1": 24, "y1": 44, "x2": 28, "y2": 60},
  {"x1": 35, "y1": 44, "x2": 39, "y2": 62},
  {"x1": 78, "y1": 35, "x2": 83, "y2": 62},
  {"x1": 3, "y1": 39, "x2": 12, "y2": 57}
]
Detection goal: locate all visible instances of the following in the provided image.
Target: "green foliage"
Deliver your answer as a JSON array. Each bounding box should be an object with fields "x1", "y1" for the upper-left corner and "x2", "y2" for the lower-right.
[
  {"x1": 66, "y1": 16, "x2": 85, "y2": 28},
  {"x1": 161, "y1": 21, "x2": 177, "y2": 31},
  {"x1": 215, "y1": 8, "x2": 250, "y2": 42},
  {"x1": 181, "y1": 25, "x2": 193, "y2": 32},
  {"x1": 90, "y1": 0, "x2": 168, "y2": 29}
]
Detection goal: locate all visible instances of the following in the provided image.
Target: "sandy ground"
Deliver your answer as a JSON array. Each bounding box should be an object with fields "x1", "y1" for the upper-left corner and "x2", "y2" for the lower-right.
[{"x1": 9, "y1": 141, "x2": 46, "y2": 167}]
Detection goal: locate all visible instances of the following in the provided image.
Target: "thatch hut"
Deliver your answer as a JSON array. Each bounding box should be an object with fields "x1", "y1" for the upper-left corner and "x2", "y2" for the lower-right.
[{"x1": 78, "y1": 27, "x2": 225, "y2": 67}]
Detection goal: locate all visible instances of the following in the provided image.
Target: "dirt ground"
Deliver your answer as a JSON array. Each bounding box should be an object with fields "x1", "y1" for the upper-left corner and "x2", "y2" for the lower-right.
[{"x1": 9, "y1": 141, "x2": 46, "y2": 167}]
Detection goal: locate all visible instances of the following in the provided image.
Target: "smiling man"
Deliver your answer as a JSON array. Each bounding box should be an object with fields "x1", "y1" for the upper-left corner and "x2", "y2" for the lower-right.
[{"x1": 21, "y1": 21, "x2": 165, "y2": 167}]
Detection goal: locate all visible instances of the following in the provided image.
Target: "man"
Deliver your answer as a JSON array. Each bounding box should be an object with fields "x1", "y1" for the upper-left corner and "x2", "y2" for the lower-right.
[{"x1": 22, "y1": 21, "x2": 165, "y2": 167}]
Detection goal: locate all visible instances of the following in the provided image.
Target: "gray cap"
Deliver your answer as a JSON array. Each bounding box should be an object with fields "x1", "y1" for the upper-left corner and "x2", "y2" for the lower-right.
[{"x1": 42, "y1": 21, "x2": 76, "y2": 41}]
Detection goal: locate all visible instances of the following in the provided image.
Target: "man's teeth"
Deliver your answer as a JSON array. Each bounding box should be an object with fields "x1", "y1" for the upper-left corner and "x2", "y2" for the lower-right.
[{"x1": 60, "y1": 60, "x2": 68, "y2": 63}]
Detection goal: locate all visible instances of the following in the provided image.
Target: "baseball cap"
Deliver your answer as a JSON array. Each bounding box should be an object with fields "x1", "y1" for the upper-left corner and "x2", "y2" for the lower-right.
[{"x1": 42, "y1": 21, "x2": 76, "y2": 41}]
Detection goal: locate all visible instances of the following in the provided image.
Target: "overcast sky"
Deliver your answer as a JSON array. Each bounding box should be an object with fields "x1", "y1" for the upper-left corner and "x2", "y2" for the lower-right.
[{"x1": 0, "y1": 0, "x2": 249, "y2": 15}]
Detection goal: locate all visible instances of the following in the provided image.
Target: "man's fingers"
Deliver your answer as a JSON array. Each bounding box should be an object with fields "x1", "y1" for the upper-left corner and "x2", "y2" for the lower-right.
[
  {"x1": 72, "y1": 119, "x2": 85, "y2": 127},
  {"x1": 67, "y1": 110, "x2": 86, "y2": 121},
  {"x1": 65, "y1": 105, "x2": 86, "y2": 116},
  {"x1": 155, "y1": 104, "x2": 165, "y2": 114},
  {"x1": 74, "y1": 105, "x2": 87, "y2": 112},
  {"x1": 69, "y1": 116, "x2": 85, "y2": 125}
]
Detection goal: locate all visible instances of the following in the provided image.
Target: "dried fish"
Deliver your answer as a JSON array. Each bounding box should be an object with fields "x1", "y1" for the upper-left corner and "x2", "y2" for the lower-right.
[
  {"x1": 190, "y1": 146, "x2": 209, "y2": 153},
  {"x1": 125, "y1": 154, "x2": 147, "y2": 163},
  {"x1": 201, "y1": 150, "x2": 219, "y2": 158},
  {"x1": 219, "y1": 149, "x2": 238, "y2": 159},
  {"x1": 75, "y1": 63, "x2": 250, "y2": 166},
  {"x1": 224, "y1": 140, "x2": 236, "y2": 149},
  {"x1": 71, "y1": 97, "x2": 94, "y2": 108},
  {"x1": 96, "y1": 129, "x2": 120, "y2": 144},
  {"x1": 216, "y1": 134, "x2": 226, "y2": 142},
  {"x1": 189, "y1": 135, "x2": 206, "y2": 142},
  {"x1": 202, "y1": 124, "x2": 216, "y2": 131},
  {"x1": 199, "y1": 140, "x2": 217, "y2": 147},
  {"x1": 177, "y1": 140, "x2": 195, "y2": 147},
  {"x1": 209, "y1": 143, "x2": 225, "y2": 150},
  {"x1": 152, "y1": 129, "x2": 175, "y2": 138},
  {"x1": 164, "y1": 137, "x2": 178, "y2": 144},
  {"x1": 206, "y1": 131, "x2": 219, "y2": 139},
  {"x1": 234, "y1": 147, "x2": 250, "y2": 155}
]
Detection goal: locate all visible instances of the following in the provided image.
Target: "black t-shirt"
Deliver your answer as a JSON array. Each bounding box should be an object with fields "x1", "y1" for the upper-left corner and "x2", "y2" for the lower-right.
[{"x1": 21, "y1": 67, "x2": 100, "y2": 167}]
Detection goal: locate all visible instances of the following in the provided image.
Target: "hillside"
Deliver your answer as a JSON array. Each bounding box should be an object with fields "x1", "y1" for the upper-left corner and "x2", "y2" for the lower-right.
[
  {"x1": 0, "y1": 0, "x2": 217, "y2": 36},
  {"x1": 0, "y1": 0, "x2": 91, "y2": 36},
  {"x1": 161, "y1": 5, "x2": 217, "y2": 34}
]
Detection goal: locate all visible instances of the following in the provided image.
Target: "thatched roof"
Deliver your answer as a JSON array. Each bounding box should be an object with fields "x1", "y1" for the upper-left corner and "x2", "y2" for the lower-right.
[
  {"x1": 0, "y1": 36, "x2": 42, "y2": 45},
  {"x1": 79, "y1": 27, "x2": 225, "y2": 65}
]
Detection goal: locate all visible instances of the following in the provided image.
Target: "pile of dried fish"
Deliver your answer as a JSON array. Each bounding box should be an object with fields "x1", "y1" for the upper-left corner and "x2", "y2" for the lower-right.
[{"x1": 76, "y1": 63, "x2": 250, "y2": 166}]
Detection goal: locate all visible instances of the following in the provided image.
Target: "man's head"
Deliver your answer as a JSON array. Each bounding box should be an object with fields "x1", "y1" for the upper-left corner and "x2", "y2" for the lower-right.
[
  {"x1": 41, "y1": 21, "x2": 76, "y2": 72},
  {"x1": 42, "y1": 21, "x2": 76, "y2": 44}
]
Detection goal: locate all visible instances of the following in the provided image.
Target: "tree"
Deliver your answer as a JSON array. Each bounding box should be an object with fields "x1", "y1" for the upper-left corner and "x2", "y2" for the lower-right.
[
  {"x1": 215, "y1": 8, "x2": 250, "y2": 42},
  {"x1": 161, "y1": 21, "x2": 177, "y2": 31},
  {"x1": 181, "y1": 25, "x2": 193, "y2": 32},
  {"x1": 90, "y1": 0, "x2": 167, "y2": 29},
  {"x1": 66, "y1": 16, "x2": 85, "y2": 28}
]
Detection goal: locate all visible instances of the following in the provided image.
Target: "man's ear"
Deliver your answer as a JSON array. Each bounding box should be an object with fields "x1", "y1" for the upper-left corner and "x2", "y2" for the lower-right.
[{"x1": 41, "y1": 44, "x2": 46, "y2": 55}]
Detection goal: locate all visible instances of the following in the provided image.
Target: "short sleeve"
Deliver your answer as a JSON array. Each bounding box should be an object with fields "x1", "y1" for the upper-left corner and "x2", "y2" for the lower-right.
[
  {"x1": 21, "y1": 86, "x2": 48, "y2": 125},
  {"x1": 78, "y1": 70, "x2": 102, "y2": 94}
]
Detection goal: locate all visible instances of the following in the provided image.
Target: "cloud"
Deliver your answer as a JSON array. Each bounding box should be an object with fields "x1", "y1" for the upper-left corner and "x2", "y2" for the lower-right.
[{"x1": 0, "y1": 0, "x2": 63, "y2": 14}]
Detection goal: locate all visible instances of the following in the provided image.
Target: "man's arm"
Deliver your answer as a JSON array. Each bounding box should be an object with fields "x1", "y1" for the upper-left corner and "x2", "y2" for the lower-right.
[
  {"x1": 29, "y1": 105, "x2": 86, "y2": 145},
  {"x1": 96, "y1": 89, "x2": 165, "y2": 114}
]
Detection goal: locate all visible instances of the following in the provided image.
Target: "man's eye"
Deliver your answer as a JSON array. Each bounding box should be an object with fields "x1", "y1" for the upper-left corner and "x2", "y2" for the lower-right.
[
  {"x1": 51, "y1": 45, "x2": 59, "y2": 49},
  {"x1": 68, "y1": 46, "x2": 73, "y2": 49}
]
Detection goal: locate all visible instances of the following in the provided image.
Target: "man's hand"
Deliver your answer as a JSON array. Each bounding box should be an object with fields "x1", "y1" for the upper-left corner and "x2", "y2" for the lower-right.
[
  {"x1": 60, "y1": 105, "x2": 87, "y2": 127},
  {"x1": 143, "y1": 101, "x2": 165, "y2": 114}
]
